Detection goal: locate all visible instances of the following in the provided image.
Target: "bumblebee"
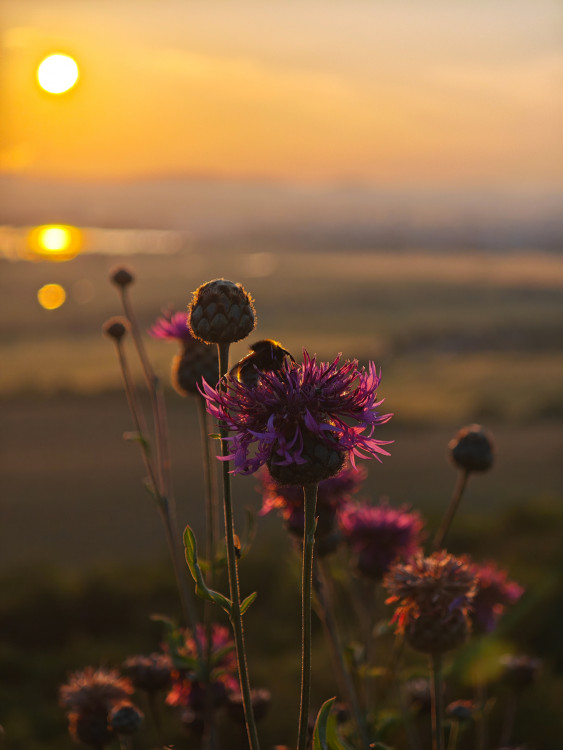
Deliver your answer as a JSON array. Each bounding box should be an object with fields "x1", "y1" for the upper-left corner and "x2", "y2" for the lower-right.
[{"x1": 229, "y1": 339, "x2": 295, "y2": 386}]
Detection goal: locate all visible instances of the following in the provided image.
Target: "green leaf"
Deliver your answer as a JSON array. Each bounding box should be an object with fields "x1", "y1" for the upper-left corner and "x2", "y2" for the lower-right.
[
  {"x1": 240, "y1": 591, "x2": 257, "y2": 614},
  {"x1": 183, "y1": 525, "x2": 232, "y2": 615},
  {"x1": 312, "y1": 697, "x2": 353, "y2": 750},
  {"x1": 208, "y1": 433, "x2": 222, "y2": 440}
]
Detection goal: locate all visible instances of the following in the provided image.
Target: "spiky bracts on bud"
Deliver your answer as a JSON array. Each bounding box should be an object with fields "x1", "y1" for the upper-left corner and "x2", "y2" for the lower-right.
[
  {"x1": 470, "y1": 560, "x2": 524, "y2": 634},
  {"x1": 149, "y1": 311, "x2": 219, "y2": 395},
  {"x1": 201, "y1": 350, "x2": 392, "y2": 483},
  {"x1": 384, "y1": 551, "x2": 478, "y2": 654},
  {"x1": 340, "y1": 500, "x2": 424, "y2": 579},
  {"x1": 110, "y1": 267, "x2": 134, "y2": 288},
  {"x1": 449, "y1": 424, "x2": 494, "y2": 472},
  {"x1": 188, "y1": 278, "x2": 256, "y2": 344},
  {"x1": 102, "y1": 316, "x2": 129, "y2": 341}
]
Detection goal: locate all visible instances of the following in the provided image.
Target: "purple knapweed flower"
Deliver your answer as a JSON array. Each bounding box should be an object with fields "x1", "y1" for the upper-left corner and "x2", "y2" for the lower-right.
[
  {"x1": 201, "y1": 350, "x2": 392, "y2": 483},
  {"x1": 149, "y1": 310, "x2": 219, "y2": 396},
  {"x1": 148, "y1": 310, "x2": 193, "y2": 342},
  {"x1": 469, "y1": 560, "x2": 524, "y2": 634},
  {"x1": 339, "y1": 501, "x2": 424, "y2": 579}
]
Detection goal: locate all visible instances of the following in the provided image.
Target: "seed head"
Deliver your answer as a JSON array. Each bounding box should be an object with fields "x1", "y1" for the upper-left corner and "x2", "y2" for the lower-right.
[
  {"x1": 102, "y1": 317, "x2": 129, "y2": 341},
  {"x1": 188, "y1": 278, "x2": 256, "y2": 344},
  {"x1": 110, "y1": 266, "x2": 134, "y2": 288},
  {"x1": 384, "y1": 551, "x2": 478, "y2": 654},
  {"x1": 201, "y1": 350, "x2": 392, "y2": 482},
  {"x1": 449, "y1": 424, "x2": 494, "y2": 473}
]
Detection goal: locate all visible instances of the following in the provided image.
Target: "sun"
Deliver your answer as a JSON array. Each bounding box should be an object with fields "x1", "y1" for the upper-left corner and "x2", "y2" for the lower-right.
[{"x1": 37, "y1": 54, "x2": 79, "y2": 94}]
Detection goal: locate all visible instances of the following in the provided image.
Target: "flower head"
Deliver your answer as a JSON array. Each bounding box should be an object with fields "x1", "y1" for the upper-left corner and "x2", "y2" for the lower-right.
[
  {"x1": 149, "y1": 310, "x2": 193, "y2": 342},
  {"x1": 384, "y1": 551, "x2": 478, "y2": 653},
  {"x1": 340, "y1": 500, "x2": 424, "y2": 579},
  {"x1": 149, "y1": 310, "x2": 219, "y2": 395},
  {"x1": 123, "y1": 653, "x2": 172, "y2": 693},
  {"x1": 469, "y1": 561, "x2": 524, "y2": 634},
  {"x1": 59, "y1": 667, "x2": 133, "y2": 714},
  {"x1": 202, "y1": 350, "x2": 392, "y2": 483}
]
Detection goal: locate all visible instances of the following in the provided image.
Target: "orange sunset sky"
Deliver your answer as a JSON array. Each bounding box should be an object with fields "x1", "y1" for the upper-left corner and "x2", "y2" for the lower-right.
[{"x1": 1, "y1": 0, "x2": 562, "y2": 189}]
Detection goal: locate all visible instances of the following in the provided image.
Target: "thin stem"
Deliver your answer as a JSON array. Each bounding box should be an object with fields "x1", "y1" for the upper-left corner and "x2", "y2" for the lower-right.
[
  {"x1": 314, "y1": 559, "x2": 370, "y2": 748},
  {"x1": 474, "y1": 682, "x2": 487, "y2": 750},
  {"x1": 446, "y1": 719, "x2": 460, "y2": 750},
  {"x1": 430, "y1": 653, "x2": 445, "y2": 750},
  {"x1": 297, "y1": 482, "x2": 319, "y2": 750},
  {"x1": 499, "y1": 690, "x2": 518, "y2": 748},
  {"x1": 147, "y1": 691, "x2": 163, "y2": 746},
  {"x1": 217, "y1": 341, "x2": 260, "y2": 750},
  {"x1": 433, "y1": 469, "x2": 470, "y2": 550},
  {"x1": 112, "y1": 339, "x2": 201, "y2": 656}
]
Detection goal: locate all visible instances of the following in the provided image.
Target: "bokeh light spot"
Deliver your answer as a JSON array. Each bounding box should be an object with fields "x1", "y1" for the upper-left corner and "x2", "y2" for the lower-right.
[
  {"x1": 37, "y1": 54, "x2": 79, "y2": 94},
  {"x1": 38, "y1": 283, "x2": 66, "y2": 310},
  {"x1": 28, "y1": 224, "x2": 82, "y2": 261}
]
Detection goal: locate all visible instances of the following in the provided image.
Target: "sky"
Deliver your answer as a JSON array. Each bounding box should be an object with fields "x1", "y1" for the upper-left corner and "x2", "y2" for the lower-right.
[{"x1": 1, "y1": 0, "x2": 562, "y2": 189}]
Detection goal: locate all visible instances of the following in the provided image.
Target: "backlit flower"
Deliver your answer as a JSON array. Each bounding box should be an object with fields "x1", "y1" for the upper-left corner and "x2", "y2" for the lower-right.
[
  {"x1": 149, "y1": 310, "x2": 219, "y2": 395},
  {"x1": 469, "y1": 560, "x2": 524, "y2": 634},
  {"x1": 201, "y1": 351, "x2": 392, "y2": 483},
  {"x1": 340, "y1": 500, "x2": 424, "y2": 579},
  {"x1": 384, "y1": 551, "x2": 478, "y2": 654}
]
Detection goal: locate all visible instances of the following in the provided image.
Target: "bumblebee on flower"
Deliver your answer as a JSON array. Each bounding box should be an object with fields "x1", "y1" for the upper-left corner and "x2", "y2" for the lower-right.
[{"x1": 201, "y1": 350, "x2": 393, "y2": 485}]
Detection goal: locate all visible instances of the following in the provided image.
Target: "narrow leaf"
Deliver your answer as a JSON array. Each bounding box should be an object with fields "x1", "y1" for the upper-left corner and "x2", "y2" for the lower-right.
[
  {"x1": 183, "y1": 525, "x2": 232, "y2": 615},
  {"x1": 240, "y1": 591, "x2": 257, "y2": 615},
  {"x1": 313, "y1": 697, "x2": 353, "y2": 750}
]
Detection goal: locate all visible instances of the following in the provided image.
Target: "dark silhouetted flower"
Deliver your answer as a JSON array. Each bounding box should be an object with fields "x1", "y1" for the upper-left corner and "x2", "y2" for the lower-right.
[
  {"x1": 340, "y1": 500, "x2": 424, "y2": 579},
  {"x1": 110, "y1": 266, "x2": 134, "y2": 288},
  {"x1": 384, "y1": 551, "x2": 478, "y2": 654},
  {"x1": 470, "y1": 560, "x2": 524, "y2": 634},
  {"x1": 123, "y1": 653, "x2": 172, "y2": 693},
  {"x1": 149, "y1": 310, "x2": 219, "y2": 395},
  {"x1": 259, "y1": 465, "x2": 366, "y2": 548},
  {"x1": 108, "y1": 702, "x2": 144, "y2": 735},
  {"x1": 446, "y1": 699, "x2": 476, "y2": 722},
  {"x1": 202, "y1": 350, "x2": 392, "y2": 484},
  {"x1": 449, "y1": 424, "x2": 494, "y2": 473},
  {"x1": 500, "y1": 654, "x2": 542, "y2": 690},
  {"x1": 188, "y1": 278, "x2": 256, "y2": 344},
  {"x1": 226, "y1": 688, "x2": 272, "y2": 725}
]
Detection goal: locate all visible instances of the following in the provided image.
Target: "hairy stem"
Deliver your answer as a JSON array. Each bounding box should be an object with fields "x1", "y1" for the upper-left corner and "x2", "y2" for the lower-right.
[
  {"x1": 217, "y1": 342, "x2": 260, "y2": 750},
  {"x1": 297, "y1": 482, "x2": 319, "y2": 750}
]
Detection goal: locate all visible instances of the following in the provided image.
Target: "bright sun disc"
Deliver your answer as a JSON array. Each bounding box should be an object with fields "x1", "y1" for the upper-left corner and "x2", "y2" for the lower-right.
[
  {"x1": 28, "y1": 224, "x2": 82, "y2": 261},
  {"x1": 38, "y1": 283, "x2": 66, "y2": 310},
  {"x1": 37, "y1": 54, "x2": 79, "y2": 94}
]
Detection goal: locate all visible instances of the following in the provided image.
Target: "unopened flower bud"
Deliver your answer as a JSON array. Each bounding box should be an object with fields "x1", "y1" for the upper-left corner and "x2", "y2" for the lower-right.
[
  {"x1": 110, "y1": 267, "x2": 134, "y2": 287},
  {"x1": 108, "y1": 702, "x2": 144, "y2": 735},
  {"x1": 447, "y1": 699, "x2": 476, "y2": 722},
  {"x1": 102, "y1": 317, "x2": 129, "y2": 341},
  {"x1": 449, "y1": 424, "x2": 494, "y2": 473},
  {"x1": 500, "y1": 654, "x2": 542, "y2": 690},
  {"x1": 188, "y1": 278, "x2": 256, "y2": 344}
]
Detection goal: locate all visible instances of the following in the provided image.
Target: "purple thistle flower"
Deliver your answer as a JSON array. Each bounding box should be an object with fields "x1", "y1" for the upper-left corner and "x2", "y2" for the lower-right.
[
  {"x1": 469, "y1": 560, "x2": 524, "y2": 634},
  {"x1": 148, "y1": 310, "x2": 193, "y2": 343},
  {"x1": 201, "y1": 350, "x2": 392, "y2": 480},
  {"x1": 339, "y1": 500, "x2": 424, "y2": 579}
]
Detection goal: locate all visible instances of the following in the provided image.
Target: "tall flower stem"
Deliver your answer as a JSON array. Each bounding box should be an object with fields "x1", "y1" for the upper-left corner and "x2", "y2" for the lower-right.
[
  {"x1": 112, "y1": 336, "x2": 201, "y2": 658},
  {"x1": 217, "y1": 342, "x2": 260, "y2": 750},
  {"x1": 297, "y1": 482, "x2": 319, "y2": 750},
  {"x1": 430, "y1": 653, "x2": 445, "y2": 750},
  {"x1": 433, "y1": 469, "x2": 469, "y2": 549},
  {"x1": 314, "y1": 559, "x2": 369, "y2": 748}
]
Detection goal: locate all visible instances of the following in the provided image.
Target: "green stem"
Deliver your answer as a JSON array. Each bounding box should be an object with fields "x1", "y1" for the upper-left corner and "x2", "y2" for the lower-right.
[
  {"x1": 314, "y1": 559, "x2": 370, "y2": 748},
  {"x1": 297, "y1": 482, "x2": 319, "y2": 750},
  {"x1": 433, "y1": 469, "x2": 470, "y2": 550},
  {"x1": 217, "y1": 342, "x2": 260, "y2": 750},
  {"x1": 430, "y1": 653, "x2": 445, "y2": 750},
  {"x1": 446, "y1": 719, "x2": 460, "y2": 750}
]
